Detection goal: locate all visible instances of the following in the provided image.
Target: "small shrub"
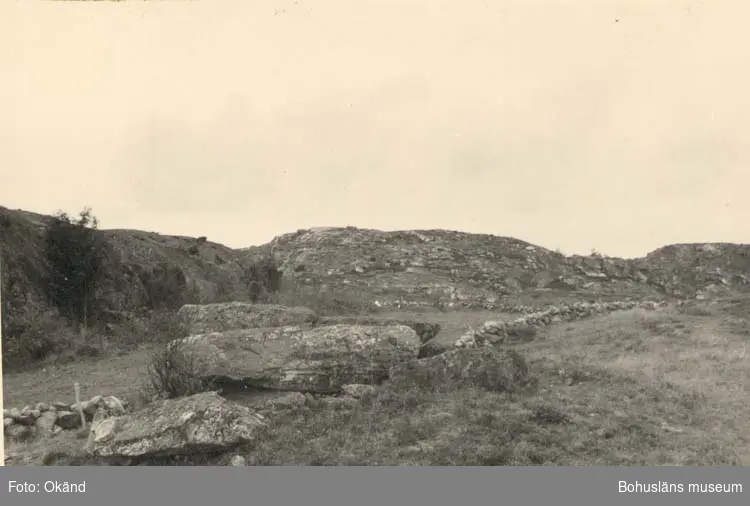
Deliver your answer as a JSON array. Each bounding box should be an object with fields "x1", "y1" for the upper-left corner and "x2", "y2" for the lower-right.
[
  {"x1": 76, "y1": 343, "x2": 102, "y2": 358},
  {"x1": 213, "y1": 277, "x2": 235, "y2": 302},
  {"x1": 1, "y1": 309, "x2": 78, "y2": 368},
  {"x1": 151, "y1": 310, "x2": 191, "y2": 342},
  {"x1": 103, "y1": 309, "x2": 190, "y2": 352},
  {"x1": 139, "y1": 263, "x2": 192, "y2": 310},
  {"x1": 141, "y1": 340, "x2": 208, "y2": 400},
  {"x1": 242, "y1": 254, "x2": 282, "y2": 303},
  {"x1": 0, "y1": 213, "x2": 12, "y2": 228}
]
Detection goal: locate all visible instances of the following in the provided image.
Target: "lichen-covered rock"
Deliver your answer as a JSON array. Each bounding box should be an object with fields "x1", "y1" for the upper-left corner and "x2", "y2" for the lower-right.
[
  {"x1": 230, "y1": 455, "x2": 247, "y2": 466},
  {"x1": 341, "y1": 384, "x2": 377, "y2": 399},
  {"x1": 101, "y1": 396, "x2": 128, "y2": 416},
  {"x1": 16, "y1": 408, "x2": 40, "y2": 426},
  {"x1": 418, "y1": 338, "x2": 451, "y2": 359},
  {"x1": 71, "y1": 395, "x2": 104, "y2": 417},
  {"x1": 316, "y1": 316, "x2": 440, "y2": 344},
  {"x1": 172, "y1": 324, "x2": 421, "y2": 393},
  {"x1": 34, "y1": 402, "x2": 51, "y2": 413},
  {"x1": 178, "y1": 302, "x2": 318, "y2": 334},
  {"x1": 86, "y1": 392, "x2": 267, "y2": 461},
  {"x1": 388, "y1": 347, "x2": 531, "y2": 393},
  {"x1": 55, "y1": 411, "x2": 82, "y2": 430},
  {"x1": 35, "y1": 411, "x2": 58, "y2": 434}
]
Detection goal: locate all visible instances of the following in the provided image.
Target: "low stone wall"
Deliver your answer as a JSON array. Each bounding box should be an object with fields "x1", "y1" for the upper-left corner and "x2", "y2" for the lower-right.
[
  {"x1": 455, "y1": 299, "x2": 667, "y2": 348},
  {"x1": 3, "y1": 395, "x2": 128, "y2": 442}
]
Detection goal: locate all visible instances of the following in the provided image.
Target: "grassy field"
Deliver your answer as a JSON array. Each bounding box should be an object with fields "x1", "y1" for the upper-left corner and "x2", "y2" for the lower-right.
[{"x1": 4, "y1": 301, "x2": 749, "y2": 466}]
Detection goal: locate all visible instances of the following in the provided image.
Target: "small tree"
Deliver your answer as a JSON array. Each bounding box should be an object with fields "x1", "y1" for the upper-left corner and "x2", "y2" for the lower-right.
[
  {"x1": 43, "y1": 207, "x2": 107, "y2": 329},
  {"x1": 242, "y1": 254, "x2": 282, "y2": 303}
]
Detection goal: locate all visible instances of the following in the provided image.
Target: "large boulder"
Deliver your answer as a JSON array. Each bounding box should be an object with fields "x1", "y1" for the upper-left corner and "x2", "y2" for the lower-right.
[
  {"x1": 177, "y1": 302, "x2": 318, "y2": 334},
  {"x1": 388, "y1": 347, "x2": 531, "y2": 393},
  {"x1": 86, "y1": 392, "x2": 266, "y2": 461},
  {"x1": 316, "y1": 316, "x2": 440, "y2": 344},
  {"x1": 418, "y1": 338, "x2": 451, "y2": 359},
  {"x1": 172, "y1": 324, "x2": 422, "y2": 393}
]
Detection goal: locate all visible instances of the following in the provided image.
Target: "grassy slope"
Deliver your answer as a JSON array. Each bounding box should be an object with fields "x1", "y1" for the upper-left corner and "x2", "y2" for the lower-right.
[
  {"x1": 232, "y1": 304, "x2": 747, "y2": 466},
  {"x1": 4, "y1": 301, "x2": 748, "y2": 466}
]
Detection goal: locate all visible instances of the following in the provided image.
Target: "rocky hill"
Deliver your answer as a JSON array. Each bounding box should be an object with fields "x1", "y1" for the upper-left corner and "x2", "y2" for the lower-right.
[
  {"x1": 0, "y1": 206, "x2": 250, "y2": 330},
  {"x1": 2, "y1": 205, "x2": 749, "y2": 334},
  {"x1": 240, "y1": 227, "x2": 750, "y2": 309}
]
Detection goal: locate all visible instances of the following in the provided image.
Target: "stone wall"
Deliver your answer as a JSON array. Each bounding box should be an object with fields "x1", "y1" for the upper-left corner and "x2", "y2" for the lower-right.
[
  {"x1": 455, "y1": 299, "x2": 667, "y2": 348},
  {"x1": 3, "y1": 395, "x2": 128, "y2": 442}
]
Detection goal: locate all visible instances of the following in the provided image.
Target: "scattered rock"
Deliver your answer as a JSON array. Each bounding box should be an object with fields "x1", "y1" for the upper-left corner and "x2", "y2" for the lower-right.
[
  {"x1": 34, "y1": 411, "x2": 58, "y2": 434},
  {"x1": 91, "y1": 408, "x2": 110, "y2": 426},
  {"x1": 77, "y1": 395, "x2": 104, "y2": 416},
  {"x1": 230, "y1": 455, "x2": 247, "y2": 466},
  {"x1": 101, "y1": 396, "x2": 128, "y2": 416},
  {"x1": 55, "y1": 411, "x2": 82, "y2": 430},
  {"x1": 16, "y1": 409, "x2": 40, "y2": 426},
  {"x1": 4, "y1": 392, "x2": 132, "y2": 442}
]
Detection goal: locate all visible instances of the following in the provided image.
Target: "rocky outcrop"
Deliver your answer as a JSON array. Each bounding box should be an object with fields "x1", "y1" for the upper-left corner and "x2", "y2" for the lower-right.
[
  {"x1": 5, "y1": 204, "x2": 750, "y2": 356},
  {"x1": 3, "y1": 395, "x2": 128, "y2": 442},
  {"x1": 0, "y1": 206, "x2": 254, "y2": 363},
  {"x1": 633, "y1": 243, "x2": 750, "y2": 298},
  {"x1": 178, "y1": 302, "x2": 319, "y2": 334},
  {"x1": 86, "y1": 392, "x2": 267, "y2": 462},
  {"x1": 241, "y1": 227, "x2": 750, "y2": 308},
  {"x1": 171, "y1": 323, "x2": 422, "y2": 393}
]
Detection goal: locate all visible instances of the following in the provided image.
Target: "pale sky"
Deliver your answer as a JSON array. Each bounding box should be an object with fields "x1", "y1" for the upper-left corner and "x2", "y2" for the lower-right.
[{"x1": 1, "y1": 0, "x2": 748, "y2": 258}]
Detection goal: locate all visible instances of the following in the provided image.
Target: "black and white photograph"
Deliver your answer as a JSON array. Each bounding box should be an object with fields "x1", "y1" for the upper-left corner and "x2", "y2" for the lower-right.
[{"x1": 1, "y1": 1, "x2": 749, "y2": 467}]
